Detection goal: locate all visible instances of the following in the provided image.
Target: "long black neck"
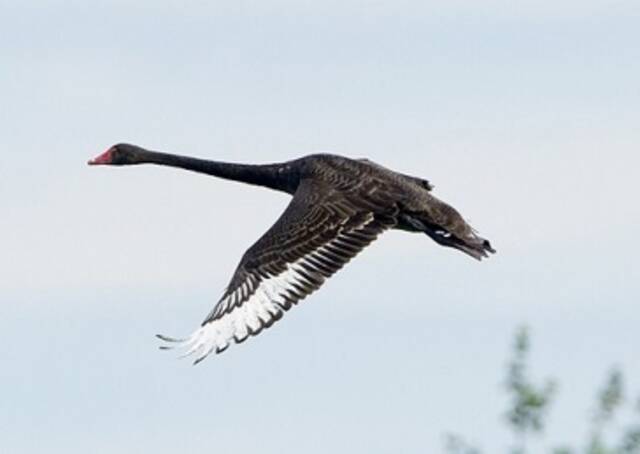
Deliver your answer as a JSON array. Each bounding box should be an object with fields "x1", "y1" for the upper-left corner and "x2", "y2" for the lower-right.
[{"x1": 134, "y1": 149, "x2": 299, "y2": 194}]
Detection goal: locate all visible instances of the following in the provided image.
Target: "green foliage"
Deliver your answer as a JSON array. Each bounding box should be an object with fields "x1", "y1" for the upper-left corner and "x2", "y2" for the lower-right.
[
  {"x1": 595, "y1": 369, "x2": 624, "y2": 424},
  {"x1": 505, "y1": 326, "x2": 556, "y2": 446},
  {"x1": 552, "y1": 448, "x2": 576, "y2": 454},
  {"x1": 444, "y1": 327, "x2": 640, "y2": 454},
  {"x1": 588, "y1": 368, "x2": 625, "y2": 454},
  {"x1": 444, "y1": 434, "x2": 482, "y2": 454}
]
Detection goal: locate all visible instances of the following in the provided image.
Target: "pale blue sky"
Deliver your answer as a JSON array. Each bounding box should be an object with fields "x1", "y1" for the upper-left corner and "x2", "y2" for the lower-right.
[{"x1": 2, "y1": 1, "x2": 639, "y2": 453}]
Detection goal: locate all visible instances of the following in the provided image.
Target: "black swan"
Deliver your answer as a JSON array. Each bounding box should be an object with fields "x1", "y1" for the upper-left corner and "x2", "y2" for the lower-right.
[{"x1": 89, "y1": 144, "x2": 495, "y2": 363}]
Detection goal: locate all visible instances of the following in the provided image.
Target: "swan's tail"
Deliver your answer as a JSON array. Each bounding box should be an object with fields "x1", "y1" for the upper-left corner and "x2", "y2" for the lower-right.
[{"x1": 406, "y1": 195, "x2": 496, "y2": 260}]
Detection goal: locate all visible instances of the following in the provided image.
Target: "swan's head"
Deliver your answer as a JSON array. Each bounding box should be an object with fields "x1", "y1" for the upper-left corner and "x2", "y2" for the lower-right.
[{"x1": 88, "y1": 143, "x2": 145, "y2": 166}]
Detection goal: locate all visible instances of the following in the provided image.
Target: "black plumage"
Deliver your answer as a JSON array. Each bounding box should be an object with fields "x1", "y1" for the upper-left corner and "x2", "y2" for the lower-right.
[{"x1": 89, "y1": 143, "x2": 495, "y2": 363}]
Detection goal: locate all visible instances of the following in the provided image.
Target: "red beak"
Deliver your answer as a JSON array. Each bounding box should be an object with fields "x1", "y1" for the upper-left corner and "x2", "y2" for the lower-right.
[{"x1": 88, "y1": 148, "x2": 114, "y2": 165}]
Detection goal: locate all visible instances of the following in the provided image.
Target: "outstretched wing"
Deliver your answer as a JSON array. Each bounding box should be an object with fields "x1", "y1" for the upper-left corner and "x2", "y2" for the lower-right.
[{"x1": 158, "y1": 178, "x2": 396, "y2": 363}]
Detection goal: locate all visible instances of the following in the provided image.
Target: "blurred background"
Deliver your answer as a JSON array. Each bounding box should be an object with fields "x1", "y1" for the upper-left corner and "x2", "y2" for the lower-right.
[{"x1": 1, "y1": 1, "x2": 639, "y2": 452}]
